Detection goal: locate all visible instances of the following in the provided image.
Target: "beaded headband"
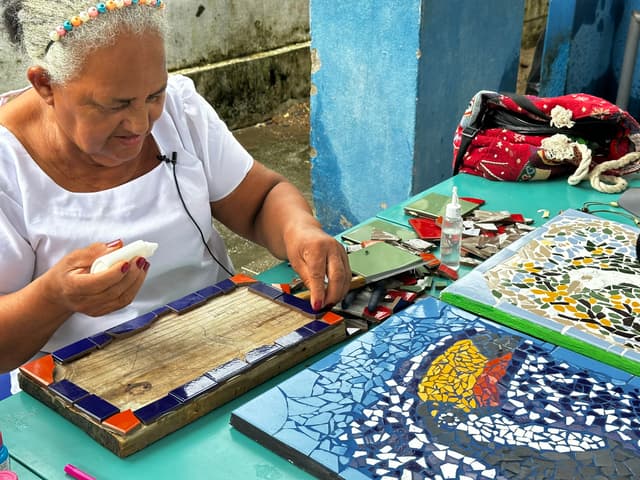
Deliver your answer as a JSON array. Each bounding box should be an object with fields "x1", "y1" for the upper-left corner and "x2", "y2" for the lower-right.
[{"x1": 44, "y1": 0, "x2": 166, "y2": 55}]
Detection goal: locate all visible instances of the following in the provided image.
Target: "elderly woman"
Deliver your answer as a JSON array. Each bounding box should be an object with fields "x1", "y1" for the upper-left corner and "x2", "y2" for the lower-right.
[{"x1": 0, "y1": 0, "x2": 350, "y2": 373}]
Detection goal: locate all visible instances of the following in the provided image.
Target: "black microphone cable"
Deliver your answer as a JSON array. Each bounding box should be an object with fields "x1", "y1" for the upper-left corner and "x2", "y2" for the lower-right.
[{"x1": 158, "y1": 152, "x2": 235, "y2": 277}]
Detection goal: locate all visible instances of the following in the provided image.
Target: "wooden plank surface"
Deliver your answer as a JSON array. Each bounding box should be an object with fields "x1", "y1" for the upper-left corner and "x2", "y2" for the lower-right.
[
  {"x1": 59, "y1": 288, "x2": 319, "y2": 409},
  {"x1": 19, "y1": 285, "x2": 347, "y2": 457}
]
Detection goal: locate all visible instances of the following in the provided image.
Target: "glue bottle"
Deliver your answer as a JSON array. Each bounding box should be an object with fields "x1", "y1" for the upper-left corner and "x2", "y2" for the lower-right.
[
  {"x1": 0, "y1": 431, "x2": 11, "y2": 472},
  {"x1": 90, "y1": 240, "x2": 158, "y2": 274},
  {"x1": 440, "y1": 186, "x2": 463, "y2": 271}
]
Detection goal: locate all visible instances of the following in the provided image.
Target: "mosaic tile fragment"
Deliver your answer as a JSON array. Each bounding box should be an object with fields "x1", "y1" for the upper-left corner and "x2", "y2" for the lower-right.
[
  {"x1": 106, "y1": 312, "x2": 158, "y2": 337},
  {"x1": 87, "y1": 332, "x2": 113, "y2": 349},
  {"x1": 247, "y1": 282, "x2": 284, "y2": 301},
  {"x1": 321, "y1": 311, "x2": 344, "y2": 325},
  {"x1": 134, "y1": 395, "x2": 181, "y2": 425},
  {"x1": 169, "y1": 375, "x2": 218, "y2": 402},
  {"x1": 245, "y1": 344, "x2": 283, "y2": 365},
  {"x1": 214, "y1": 278, "x2": 236, "y2": 294},
  {"x1": 52, "y1": 338, "x2": 97, "y2": 363},
  {"x1": 166, "y1": 293, "x2": 208, "y2": 314},
  {"x1": 301, "y1": 320, "x2": 330, "y2": 334},
  {"x1": 49, "y1": 379, "x2": 90, "y2": 403},
  {"x1": 206, "y1": 358, "x2": 250, "y2": 383},
  {"x1": 19, "y1": 354, "x2": 55, "y2": 387},
  {"x1": 275, "y1": 331, "x2": 308, "y2": 349},
  {"x1": 229, "y1": 273, "x2": 257, "y2": 285},
  {"x1": 193, "y1": 285, "x2": 223, "y2": 301},
  {"x1": 75, "y1": 394, "x2": 120, "y2": 422},
  {"x1": 276, "y1": 293, "x2": 322, "y2": 318},
  {"x1": 102, "y1": 409, "x2": 142, "y2": 435}
]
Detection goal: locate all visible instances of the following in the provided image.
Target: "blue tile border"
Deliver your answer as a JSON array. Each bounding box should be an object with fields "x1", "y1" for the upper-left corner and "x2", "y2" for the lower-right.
[
  {"x1": 74, "y1": 394, "x2": 120, "y2": 422},
  {"x1": 32, "y1": 278, "x2": 343, "y2": 441},
  {"x1": 169, "y1": 375, "x2": 218, "y2": 403},
  {"x1": 134, "y1": 395, "x2": 181, "y2": 425},
  {"x1": 49, "y1": 379, "x2": 90, "y2": 403},
  {"x1": 52, "y1": 338, "x2": 97, "y2": 364}
]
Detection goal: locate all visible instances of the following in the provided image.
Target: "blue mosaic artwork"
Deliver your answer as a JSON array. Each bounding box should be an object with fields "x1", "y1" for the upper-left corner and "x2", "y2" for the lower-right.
[{"x1": 231, "y1": 296, "x2": 640, "y2": 479}]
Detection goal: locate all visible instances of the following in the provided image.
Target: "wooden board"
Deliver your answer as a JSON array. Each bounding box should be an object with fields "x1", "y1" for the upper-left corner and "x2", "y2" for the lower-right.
[{"x1": 19, "y1": 276, "x2": 347, "y2": 457}]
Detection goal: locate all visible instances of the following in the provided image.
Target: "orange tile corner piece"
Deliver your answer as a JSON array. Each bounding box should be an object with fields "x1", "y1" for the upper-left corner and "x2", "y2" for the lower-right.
[
  {"x1": 19, "y1": 354, "x2": 55, "y2": 387},
  {"x1": 103, "y1": 409, "x2": 142, "y2": 435}
]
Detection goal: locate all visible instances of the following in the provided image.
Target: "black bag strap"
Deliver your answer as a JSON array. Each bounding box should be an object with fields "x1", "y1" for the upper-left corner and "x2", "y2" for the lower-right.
[
  {"x1": 500, "y1": 92, "x2": 550, "y2": 120},
  {"x1": 452, "y1": 94, "x2": 495, "y2": 175},
  {"x1": 453, "y1": 121, "x2": 482, "y2": 175}
]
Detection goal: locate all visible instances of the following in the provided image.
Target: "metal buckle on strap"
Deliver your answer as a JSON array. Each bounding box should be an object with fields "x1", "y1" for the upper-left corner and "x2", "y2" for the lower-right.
[{"x1": 462, "y1": 126, "x2": 480, "y2": 138}]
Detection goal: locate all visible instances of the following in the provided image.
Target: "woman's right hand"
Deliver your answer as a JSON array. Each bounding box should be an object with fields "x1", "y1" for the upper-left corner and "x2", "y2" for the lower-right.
[{"x1": 42, "y1": 241, "x2": 150, "y2": 317}]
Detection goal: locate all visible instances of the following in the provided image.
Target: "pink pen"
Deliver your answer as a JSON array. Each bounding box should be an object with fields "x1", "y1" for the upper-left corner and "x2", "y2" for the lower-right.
[{"x1": 64, "y1": 464, "x2": 97, "y2": 480}]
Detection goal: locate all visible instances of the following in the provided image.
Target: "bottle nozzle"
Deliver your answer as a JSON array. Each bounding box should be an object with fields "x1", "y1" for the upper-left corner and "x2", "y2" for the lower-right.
[{"x1": 445, "y1": 186, "x2": 461, "y2": 218}]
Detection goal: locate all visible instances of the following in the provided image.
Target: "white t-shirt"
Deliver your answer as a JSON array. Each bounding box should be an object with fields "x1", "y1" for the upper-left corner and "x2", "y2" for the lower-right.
[{"x1": 0, "y1": 74, "x2": 254, "y2": 352}]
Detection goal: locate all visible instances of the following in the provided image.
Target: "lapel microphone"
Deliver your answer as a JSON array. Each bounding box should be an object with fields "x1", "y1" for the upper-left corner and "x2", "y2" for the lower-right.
[
  {"x1": 157, "y1": 152, "x2": 177, "y2": 164},
  {"x1": 160, "y1": 150, "x2": 234, "y2": 276}
]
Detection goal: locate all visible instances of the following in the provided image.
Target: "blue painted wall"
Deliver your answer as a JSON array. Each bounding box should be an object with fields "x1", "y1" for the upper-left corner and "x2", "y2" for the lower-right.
[
  {"x1": 310, "y1": 1, "x2": 525, "y2": 234},
  {"x1": 414, "y1": 1, "x2": 525, "y2": 193},
  {"x1": 541, "y1": 0, "x2": 640, "y2": 117},
  {"x1": 310, "y1": 1, "x2": 422, "y2": 235}
]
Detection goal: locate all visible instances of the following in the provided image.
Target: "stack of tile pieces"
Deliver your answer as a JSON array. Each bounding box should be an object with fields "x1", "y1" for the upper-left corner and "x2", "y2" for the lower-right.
[
  {"x1": 459, "y1": 210, "x2": 536, "y2": 263},
  {"x1": 331, "y1": 219, "x2": 457, "y2": 325}
]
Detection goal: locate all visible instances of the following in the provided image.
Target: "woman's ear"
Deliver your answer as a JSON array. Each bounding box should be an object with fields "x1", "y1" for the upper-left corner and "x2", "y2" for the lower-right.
[{"x1": 27, "y1": 66, "x2": 55, "y2": 105}]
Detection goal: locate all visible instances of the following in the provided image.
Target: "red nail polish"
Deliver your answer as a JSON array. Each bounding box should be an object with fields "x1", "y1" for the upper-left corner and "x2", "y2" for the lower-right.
[
  {"x1": 313, "y1": 301, "x2": 323, "y2": 311},
  {"x1": 121, "y1": 262, "x2": 130, "y2": 274},
  {"x1": 106, "y1": 239, "x2": 124, "y2": 248},
  {"x1": 136, "y1": 257, "x2": 146, "y2": 269},
  {"x1": 143, "y1": 261, "x2": 150, "y2": 272}
]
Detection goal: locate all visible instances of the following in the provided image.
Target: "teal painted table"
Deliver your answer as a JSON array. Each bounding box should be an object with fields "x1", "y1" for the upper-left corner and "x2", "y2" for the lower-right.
[
  {"x1": 2, "y1": 173, "x2": 639, "y2": 479},
  {"x1": 377, "y1": 172, "x2": 639, "y2": 228}
]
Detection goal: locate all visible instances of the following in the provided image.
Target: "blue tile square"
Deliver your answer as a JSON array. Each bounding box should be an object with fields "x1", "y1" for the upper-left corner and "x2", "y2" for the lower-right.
[
  {"x1": 275, "y1": 331, "x2": 308, "y2": 349},
  {"x1": 106, "y1": 311, "x2": 158, "y2": 337},
  {"x1": 245, "y1": 344, "x2": 283, "y2": 364},
  {"x1": 74, "y1": 394, "x2": 120, "y2": 422},
  {"x1": 248, "y1": 282, "x2": 284, "y2": 300},
  {"x1": 194, "y1": 285, "x2": 224, "y2": 301},
  {"x1": 166, "y1": 293, "x2": 208, "y2": 314},
  {"x1": 277, "y1": 293, "x2": 321, "y2": 318},
  {"x1": 293, "y1": 327, "x2": 316, "y2": 340},
  {"x1": 205, "y1": 358, "x2": 250, "y2": 383},
  {"x1": 214, "y1": 278, "x2": 236, "y2": 294},
  {"x1": 302, "y1": 320, "x2": 330, "y2": 334},
  {"x1": 48, "y1": 379, "x2": 90, "y2": 403},
  {"x1": 151, "y1": 305, "x2": 171, "y2": 317},
  {"x1": 52, "y1": 338, "x2": 97, "y2": 363},
  {"x1": 87, "y1": 332, "x2": 113, "y2": 349},
  {"x1": 169, "y1": 375, "x2": 218, "y2": 403},
  {"x1": 134, "y1": 395, "x2": 181, "y2": 425}
]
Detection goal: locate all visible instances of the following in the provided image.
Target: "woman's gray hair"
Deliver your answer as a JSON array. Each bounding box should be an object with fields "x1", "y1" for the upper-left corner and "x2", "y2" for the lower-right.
[{"x1": 2, "y1": 0, "x2": 169, "y2": 84}]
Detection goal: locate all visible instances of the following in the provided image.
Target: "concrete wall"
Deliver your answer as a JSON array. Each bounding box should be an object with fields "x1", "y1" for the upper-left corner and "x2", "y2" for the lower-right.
[{"x1": 0, "y1": 0, "x2": 311, "y2": 129}]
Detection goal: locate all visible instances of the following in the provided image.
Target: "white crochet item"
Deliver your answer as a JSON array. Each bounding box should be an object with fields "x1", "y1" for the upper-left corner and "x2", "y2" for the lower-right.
[
  {"x1": 549, "y1": 105, "x2": 576, "y2": 128},
  {"x1": 541, "y1": 134, "x2": 578, "y2": 160},
  {"x1": 540, "y1": 133, "x2": 637, "y2": 194}
]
